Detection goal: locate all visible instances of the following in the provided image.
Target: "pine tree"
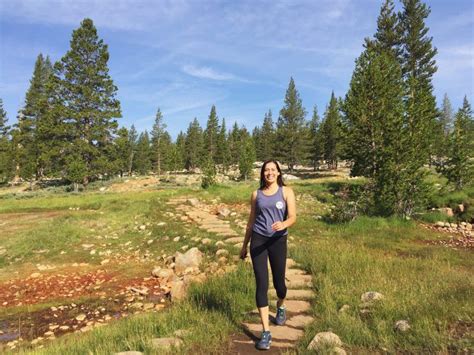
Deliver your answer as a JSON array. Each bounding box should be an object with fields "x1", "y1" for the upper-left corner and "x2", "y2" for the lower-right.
[
  {"x1": 365, "y1": 0, "x2": 401, "y2": 57},
  {"x1": 321, "y1": 92, "x2": 342, "y2": 170},
  {"x1": 14, "y1": 54, "x2": 53, "y2": 183},
  {"x1": 308, "y1": 106, "x2": 324, "y2": 171},
  {"x1": 397, "y1": 0, "x2": 438, "y2": 213},
  {"x1": 0, "y1": 99, "x2": 12, "y2": 183},
  {"x1": 150, "y1": 108, "x2": 167, "y2": 176},
  {"x1": 53, "y1": 18, "x2": 121, "y2": 187},
  {"x1": 114, "y1": 127, "x2": 130, "y2": 177},
  {"x1": 127, "y1": 125, "x2": 138, "y2": 176},
  {"x1": 433, "y1": 94, "x2": 454, "y2": 168},
  {"x1": 343, "y1": 47, "x2": 406, "y2": 215},
  {"x1": 260, "y1": 109, "x2": 276, "y2": 161},
  {"x1": 228, "y1": 122, "x2": 241, "y2": 165},
  {"x1": 215, "y1": 117, "x2": 231, "y2": 171},
  {"x1": 442, "y1": 97, "x2": 474, "y2": 190},
  {"x1": 174, "y1": 131, "x2": 186, "y2": 172},
  {"x1": 239, "y1": 129, "x2": 257, "y2": 180},
  {"x1": 134, "y1": 131, "x2": 152, "y2": 175},
  {"x1": 252, "y1": 126, "x2": 262, "y2": 160},
  {"x1": 276, "y1": 78, "x2": 307, "y2": 171},
  {"x1": 184, "y1": 118, "x2": 203, "y2": 171},
  {"x1": 204, "y1": 105, "x2": 219, "y2": 164}
]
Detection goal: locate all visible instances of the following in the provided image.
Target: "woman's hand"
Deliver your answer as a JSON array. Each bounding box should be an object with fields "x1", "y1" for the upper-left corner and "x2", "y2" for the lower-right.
[
  {"x1": 271, "y1": 221, "x2": 286, "y2": 231},
  {"x1": 239, "y1": 245, "x2": 248, "y2": 260}
]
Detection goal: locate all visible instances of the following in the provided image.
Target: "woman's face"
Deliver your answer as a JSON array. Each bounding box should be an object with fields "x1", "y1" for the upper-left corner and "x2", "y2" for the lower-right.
[{"x1": 263, "y1": 162, "x2": 280, "y2": 185}]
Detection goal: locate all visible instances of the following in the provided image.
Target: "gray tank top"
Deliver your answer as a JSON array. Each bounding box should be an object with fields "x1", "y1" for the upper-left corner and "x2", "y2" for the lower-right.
[{"x1": 252, "y1": 186, "x2": 288, "y2": 237}]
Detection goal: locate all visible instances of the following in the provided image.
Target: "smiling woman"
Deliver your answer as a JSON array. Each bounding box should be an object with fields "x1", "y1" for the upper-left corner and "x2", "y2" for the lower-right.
[{"x1": 239, "y1": 159, "x2": 296, "y2": 350}]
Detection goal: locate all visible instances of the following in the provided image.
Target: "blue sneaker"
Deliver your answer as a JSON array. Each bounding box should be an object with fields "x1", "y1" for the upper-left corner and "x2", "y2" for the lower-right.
[
  {"x1": 275, "y1": 306, "x2": 286, "y2": 325},
  {"x1": 256, "y1": 330, "x2": 272, "y2": 350}
]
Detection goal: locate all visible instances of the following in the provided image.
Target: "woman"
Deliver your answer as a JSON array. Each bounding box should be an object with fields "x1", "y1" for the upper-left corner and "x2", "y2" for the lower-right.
[{"x1": 240, "y1": 159, "x2": 296, "y2": 350}]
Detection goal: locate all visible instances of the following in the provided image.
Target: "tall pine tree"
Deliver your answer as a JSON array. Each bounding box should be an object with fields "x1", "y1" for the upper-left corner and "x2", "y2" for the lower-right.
[
  {"x1": 276, "y1": 77, "x2": 307, "y2": 171},
  {"x1": 53, "y1": 18, "x2": 121, "y2": 188},
  {"x1": 150, "y1": 108, "x2": 167, "y2": 176},
  {"x1": 0, "y1": 99, "x2": 11, "y2": 183},
  {"x1": 321, "y1": 92, "x2": 343, "y2": 170},
  {"x1": 204, "y1": 105, "x2": 219, "y2": 164},
  {"x1": 308, "y1": 106, "x2": 324, "y2": 171},
  {"x1": 260, "y1": 109, "x2": 276, "y2": 161},
  {"x1": 127, "y1": 125, "x2": 138, "y2": 176},
  {"x1": 184, "y1": 118, "x2": 203, "y2": 171},
  {"x1": 442, "y1": 97, "x2": 474, "y2": 190},
  {"x1": 134, "y1": 131, "x2": 152, "y2": 175}
]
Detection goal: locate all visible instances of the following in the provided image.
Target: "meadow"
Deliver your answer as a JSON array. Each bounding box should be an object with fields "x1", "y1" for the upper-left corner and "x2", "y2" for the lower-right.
[{"x1": 0, "y1": 172, "x2": 472, "y2": 354}]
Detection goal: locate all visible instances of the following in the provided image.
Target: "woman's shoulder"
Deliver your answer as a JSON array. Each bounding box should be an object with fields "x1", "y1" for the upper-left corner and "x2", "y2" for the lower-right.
[{"x1": 282, "y1": 185, "x2": 294, "y2": 199}]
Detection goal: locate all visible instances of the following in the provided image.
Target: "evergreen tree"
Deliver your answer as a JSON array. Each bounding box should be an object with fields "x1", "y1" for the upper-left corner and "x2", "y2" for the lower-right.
[
  {"x1": 127, "y1": 125, "x2": 138, "y2": 176},
  {"x1": 53, "y1": 18, "x2": 121, "y2": 187},
  {"x1": 114, "y1": 127, "x2": 130, "y2": 177},
  {"x1": 308, "y1": 106, "x2": 324, "y2": 171},
  {"x1": 159, "y1": 131, "x2": 173, "y2": 172},
  {"x1": 14, "y1": 54, "x2": 53, "y2": 182},
  {"x1": 365, "y1": 0, "x2": 401, "y2": 57},
  {"x1": 239, "y1": 129, "x2": 257, "y2": 180},
  {"x1": 134, "y1": 131, "x2": 152, "y2": 175},
  {"x1": 216, "y1": 117, "x2": 231, "y2": 171},
  {"x1": 150, "y1": 108, "x2": 167, "y2": 176},
  {"x1": 260, "y1": 109, "x2": 276, "y2": 161},
  {"x1": 276, "y1": 77, "x2": 307, "y2": 171},
  {"x1": 321, "y1": 92, "x2": 343, "y2": 170},
  {"x1": 396, "y1": 0, "x2": 438, "y2": 213},
  {"x1": 0, "y1": 99, "x2": 12, "y2": 183},
  {"x1": 442, "y1": 97, "x2": 474, "y2": 190},
  {"x1": 252, "y1": 126, "x2": 262, "y2": 160},
  {"x1": 174, "y1": 131, "x2": 186, "y2": 172},
  {"x1": 433, "y1": 94, "x2": 454, "y2": 168},
  {"x1": 228, "y1": 122, "x2": 241, "y2": 165},
  {"x1": 344, "y1": 47, "x2": 406, "y2": 215},
  {"x1": 204, "y1": 105, "x2": 219, "y2": 164},
  {"x1": 184, "y1": 118, "x2": 203, "y2": 170}
]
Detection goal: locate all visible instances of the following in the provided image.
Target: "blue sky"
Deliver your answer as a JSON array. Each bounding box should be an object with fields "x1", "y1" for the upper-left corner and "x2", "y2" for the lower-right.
[{"x1": 1, "y1": 0, "x2": 473, "y2": 138}]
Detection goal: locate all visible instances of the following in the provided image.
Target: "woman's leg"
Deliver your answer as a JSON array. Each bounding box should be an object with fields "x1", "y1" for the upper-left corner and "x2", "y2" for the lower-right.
[
  {"x1": 268, "y1": 235, "x2": 287, "y2": 308},
  {"x1": 250, "y1": 232, "x2": 271, "y2": 331}
]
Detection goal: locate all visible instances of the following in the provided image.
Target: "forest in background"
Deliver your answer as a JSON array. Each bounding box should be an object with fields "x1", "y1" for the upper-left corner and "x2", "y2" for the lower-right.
[{"x1": 0, "y1": 0, "x2": 472, "y2": 217}]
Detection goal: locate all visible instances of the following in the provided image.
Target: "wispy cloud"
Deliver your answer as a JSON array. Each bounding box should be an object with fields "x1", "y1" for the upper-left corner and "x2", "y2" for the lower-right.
[{"x1": 181, "y1": 64, "x2": 254, "y2": 83}]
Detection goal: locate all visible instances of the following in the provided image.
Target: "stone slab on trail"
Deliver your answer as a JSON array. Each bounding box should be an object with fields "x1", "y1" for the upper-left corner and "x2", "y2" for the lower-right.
[
  {"x1": 284, "y1": 300, "x2": 312, "y2": 313},
  {"x1": 286, "y1": 314, "x2": 314, "y2": 329},
  {"x1": 269, "y1": 289, "x2": 314, "y2": 300},
  {"x1": 243, "y1": 323, "x2": 304, "y2": 341},
  {"x1": 224, "y1": 237, "x2": 245, "y2": 244},
  {"x1": 285, "y1": 268, "x2": 308, "y2": 276}
]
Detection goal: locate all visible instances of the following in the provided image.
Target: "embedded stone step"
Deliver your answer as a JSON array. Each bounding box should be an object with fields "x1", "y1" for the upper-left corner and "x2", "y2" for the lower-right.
[
  {"x1": 285, "y1": 268, "x2": 308, "y2": 276},
  {"x1": 283, "y1": 300, "x2": 312, "y2": 313},
  {"x1": 286, "y1": 279, "x2": 312, "y2": 289},
  {"x1": 232, "y1": 339, "x2": 294, "y2": 348},
  {"x1": 224, "y1": 237, "x2": 245, "y2": 244},
  {"x1": 242, "y1": 323, "x2": 303, "y2": 341},
  {"x1": 286, "y1": 314, "x2": 314, "y2": 329},
  {"x1": 269, "y1": 289, "x2": 314, "y2": 300}
]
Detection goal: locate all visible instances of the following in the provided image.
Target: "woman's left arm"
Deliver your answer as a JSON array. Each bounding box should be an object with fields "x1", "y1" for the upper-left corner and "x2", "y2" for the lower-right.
[{"x1": 283, "y1": 186, "x2": 296, "y2": 229}]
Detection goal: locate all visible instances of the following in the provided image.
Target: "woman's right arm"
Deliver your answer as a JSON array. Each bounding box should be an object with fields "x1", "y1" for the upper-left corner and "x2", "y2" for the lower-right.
[{"x1": 240, "y1": 190, "x2": 257, "y2": 259}]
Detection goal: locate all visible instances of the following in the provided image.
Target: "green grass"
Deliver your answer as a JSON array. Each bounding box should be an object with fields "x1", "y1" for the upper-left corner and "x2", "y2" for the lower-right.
[
  {"x1": 1, "y1": 174, "x2": 473, "y2": 353},
  {"x1": 15, "y1": 263, "x2": 255, "y2": 355}
]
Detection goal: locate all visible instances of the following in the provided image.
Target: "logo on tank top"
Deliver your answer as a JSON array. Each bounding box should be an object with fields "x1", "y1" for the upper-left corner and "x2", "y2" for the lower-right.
[{"x1": 276, "y1": 201, "x2": 284, "y2": 209}]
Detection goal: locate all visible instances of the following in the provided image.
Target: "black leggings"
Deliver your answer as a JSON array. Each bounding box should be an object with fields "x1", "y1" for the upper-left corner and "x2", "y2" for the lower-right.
[{"x1": 250, "y1": 232, "x2": 287, "y2": 308}]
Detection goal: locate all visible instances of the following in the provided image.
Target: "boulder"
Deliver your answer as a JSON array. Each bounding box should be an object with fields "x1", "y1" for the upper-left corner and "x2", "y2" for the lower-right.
[
  {"x1": 307, "y1": 331, "x2": 342, "y2": 351},
  {"x1": 187, "y1": 198, "x2": 200, "y2": 207},
  {"x1": 217, "y1": 207, "x2": 231, "y2": 218},
  {"x1": 394, "y1": 320, "x2": 411, "y2": 332},
  {"x1": 150, "y1": 337, "x2": 183, "y2": 350},
  {"x1": 169, "y1": 280, "x2": 186, "y2": 302},
  {"x1": 360, "y1": 291, "x2": 384, "y2": 303},
  {"x1": 155, "y1": 268, "x2": 175, "y2": 282},
  {"x1": 174, "y1": 247, "x2": 203, "y2": 274},
  {"x1": 439, "y1": 207, "x2": 454, "y2": 217}
]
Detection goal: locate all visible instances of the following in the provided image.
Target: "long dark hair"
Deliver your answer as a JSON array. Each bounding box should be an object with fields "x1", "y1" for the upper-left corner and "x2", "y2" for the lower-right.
[{"x1": 259, "y1": 159, "x2": 285, "y2": 189}]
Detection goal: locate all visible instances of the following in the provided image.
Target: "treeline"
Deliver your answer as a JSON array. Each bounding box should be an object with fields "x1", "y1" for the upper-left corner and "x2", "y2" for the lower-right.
[{"x1": 0, "y1": 0, "x2": 472, "y2": 216}]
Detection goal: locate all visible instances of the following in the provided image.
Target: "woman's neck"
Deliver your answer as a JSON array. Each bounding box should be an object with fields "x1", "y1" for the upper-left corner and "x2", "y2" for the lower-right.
[{"x1": 264, "y1": 182, "x2": 278, "y2": 190}]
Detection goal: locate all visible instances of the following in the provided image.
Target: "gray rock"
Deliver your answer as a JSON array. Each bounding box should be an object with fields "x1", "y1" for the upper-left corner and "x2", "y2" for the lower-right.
[
  {"x1": 394, "y1": 320, "x2": 411, "y2": 332},
  {"x1": 360, "y1": 291, "x2": 384, "y2": 303},
  {"x1": 217, "y1": 207, "x2": 231, "y2": 217},
  {"x1": 307, "y1": 331, "x2": 342, "y2": 350},
  {"x1": 155, "y1": 268, "x2": 175, "y2": 282},
  {"x1": 174, "y1": 247, "x2": 203, "y2": 274},
  {"x1": 338, "y1": 304, "x2": 350, "y2": 313},
  {"x1": 151, "y1": 266, "x2": 161, "y2": 277},
  {"x1": 187, "y1": 198, "x2": 199, "y2": 207},
  {"x1": 150, "y1": 337, "x2": 183, "y2": 350},
  {"x1": 170, "y1": 280, "x2": 186, "y2": 302}
]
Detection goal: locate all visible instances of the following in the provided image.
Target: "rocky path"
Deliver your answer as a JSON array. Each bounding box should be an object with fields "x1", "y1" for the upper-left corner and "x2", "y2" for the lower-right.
[{"x1": 229, "y1": 258, "x2": 315, "y2": 354}]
